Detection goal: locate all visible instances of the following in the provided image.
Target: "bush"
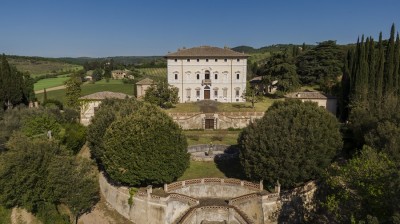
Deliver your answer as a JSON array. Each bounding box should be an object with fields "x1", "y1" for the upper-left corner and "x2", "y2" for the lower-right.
[
  {"x1": 238, "y1": 100, "x2": 342, "y2": 188},
  {"x1": 62, "y1": 123, "x2": 86, "y2": 154},
  {"x1": 42, "y1": 99, "x2": 63, "y2": 110},
  {"x1": 88, "y1": 98, "x2": 189, "y2": 186}
]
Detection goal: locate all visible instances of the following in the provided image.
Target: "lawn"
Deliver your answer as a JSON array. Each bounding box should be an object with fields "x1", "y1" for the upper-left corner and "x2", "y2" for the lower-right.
[
  {"x1": 36, "y1": 79, "x2": 134, "y2": 103},
  {"x1": 178, "y1": 157, "x2": 246, "y2": 180},
  {"x1": 178, "y1": 161, "x2": 226, "y2": 180},
  {"x1": 166, "y1": 97, "x2": 280, "y2": 113},
  {"x1": 34, "y1": 76, "x2": 70, "y2": 91},
  {"x1": 184, "y1": 129, "x2": 241, "y2": 146}
]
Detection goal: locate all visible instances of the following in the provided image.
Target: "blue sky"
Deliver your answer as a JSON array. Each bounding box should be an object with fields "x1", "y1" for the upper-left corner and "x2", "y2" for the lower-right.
[{"x1": 0, "y1": 0, "x2": 399, "y2": 57}]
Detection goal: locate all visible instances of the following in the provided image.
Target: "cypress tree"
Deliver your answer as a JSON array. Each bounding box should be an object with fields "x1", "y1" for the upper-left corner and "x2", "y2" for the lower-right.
[
  {"x1": 394, "y1": 33, "x2": 400, "y2": 95},
  {"x1": 376, "y1": 32, "x2": 385, "y2": 104},
  {"x1": 384, "y1": 24, "x2": 395, "y2": 96},
  {"x1": 43, "y1": 88, "x2": 48, "y2": 102},
  {"x1": 368, "y1": 37, "x2": 376, "y2": 101}
]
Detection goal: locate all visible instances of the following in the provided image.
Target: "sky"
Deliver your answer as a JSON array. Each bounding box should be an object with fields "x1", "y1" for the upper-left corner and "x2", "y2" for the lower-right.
[{"x1": 0, "y1": 0, "x2": 400, "y2": 57}]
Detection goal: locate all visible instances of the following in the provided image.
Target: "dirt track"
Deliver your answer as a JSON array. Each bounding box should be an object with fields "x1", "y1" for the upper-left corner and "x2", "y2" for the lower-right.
[{"x1": 35, "y1": 85, "x2": 66, "y2": 94}]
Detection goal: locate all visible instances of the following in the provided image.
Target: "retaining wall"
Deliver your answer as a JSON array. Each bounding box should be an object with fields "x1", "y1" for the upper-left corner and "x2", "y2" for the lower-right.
[{"x1": 168, "y1": 112, "x2": 264, "y2": 129}]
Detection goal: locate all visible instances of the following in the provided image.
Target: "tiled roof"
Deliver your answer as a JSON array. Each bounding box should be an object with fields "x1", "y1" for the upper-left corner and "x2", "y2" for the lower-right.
[
  {"x1": 166, "y1": 46, "x2": 249, "y2": 58},
  {"x1": 136, "y1": 78, "x2": 154, "y2": 85},
  {"x1": 285, "y1": 91, "x2": 336, "y2": 99},
  {"x1": 79, "y1": 91, "x2": 131, "y2": 100}
]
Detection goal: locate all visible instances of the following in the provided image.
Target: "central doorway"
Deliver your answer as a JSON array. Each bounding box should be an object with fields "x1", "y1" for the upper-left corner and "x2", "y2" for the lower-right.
[
  {"x1": 204, "y1": 86, "x2": 210, "y2": 99},
  {"x1": 205, "y1": 119, "x2": 214, "y2": 129}
]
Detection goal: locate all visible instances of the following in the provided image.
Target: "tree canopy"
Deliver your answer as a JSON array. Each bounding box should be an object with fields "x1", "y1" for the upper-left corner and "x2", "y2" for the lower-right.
[
  {"x1": 0, "y1": 55, "x2": 35, "y2": 110},
  {"x1": 296, "y1": 40, "x2": 344, "y2": 88},
  {"x1": 238, "y1": 100, "x2": 342, "y2": 188},
  {"x1": 87, "y1": 98, "x2": 189, "y2": 186},
  {"x1": 0, "y1": 133, "x2": 98, "y2": 223},
  {"x1": 259, "y1": 50, "x2": 300, "y2": 92},
  {"x1": 144, "y1": 80, "x2": 179, "y2": 108}
]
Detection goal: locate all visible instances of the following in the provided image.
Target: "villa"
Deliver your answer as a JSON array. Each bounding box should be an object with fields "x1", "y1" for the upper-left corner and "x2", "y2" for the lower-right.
[{"x1": 166, "y1": 46, "x2": 248, "y2": 103}]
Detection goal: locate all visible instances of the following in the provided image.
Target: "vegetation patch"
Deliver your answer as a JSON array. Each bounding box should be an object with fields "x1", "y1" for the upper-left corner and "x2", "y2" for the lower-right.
[{"x1": 0, "y1": 205, "x2": 11, "y2": 224}]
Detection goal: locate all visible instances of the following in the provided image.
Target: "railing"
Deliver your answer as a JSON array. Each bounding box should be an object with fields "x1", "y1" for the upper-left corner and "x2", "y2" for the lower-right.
[{"x1": 164, "y1": 178, "x2": 262, "y2": 192}]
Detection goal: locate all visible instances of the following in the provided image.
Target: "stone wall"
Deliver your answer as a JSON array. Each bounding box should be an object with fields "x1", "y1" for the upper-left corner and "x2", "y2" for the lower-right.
[
  {"x1": 168, "y1": 112, "x2": 264, "y2": 130},
  {"x1": 99, "y1": 172, "x2": 317, "y2": 224}
]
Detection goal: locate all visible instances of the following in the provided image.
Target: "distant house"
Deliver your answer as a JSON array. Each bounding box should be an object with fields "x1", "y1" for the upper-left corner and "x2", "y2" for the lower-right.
[
  {"x1": 249, "y1": 76, "x2": 278, "y2": 94},
  {"x1": 112, "y1": 70, "x2": 132, "y2": 79},
  {"x1": 285, "y1": 91, "x2": 337, "y2": 115},
  {"x1": 79, "y1": 91, "x2": 131, "y2": 126},
  {"x1": 136, "y1": 78, "x2": 154, "y2": 98}
]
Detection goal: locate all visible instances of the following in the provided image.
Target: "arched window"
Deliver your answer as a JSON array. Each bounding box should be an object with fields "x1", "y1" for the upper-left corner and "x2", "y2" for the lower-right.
[
  {"x1": 236, "y1": 73, "x2": 240, "y2": 79},
  {"x1": 205, "y1": 70, "x2": 210, "y2": 79}
]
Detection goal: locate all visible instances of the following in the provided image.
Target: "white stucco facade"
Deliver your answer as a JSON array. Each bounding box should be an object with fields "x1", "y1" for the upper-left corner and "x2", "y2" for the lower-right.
[{"x1": 166, "y1": 46, "x2": 248, "y2": 103}]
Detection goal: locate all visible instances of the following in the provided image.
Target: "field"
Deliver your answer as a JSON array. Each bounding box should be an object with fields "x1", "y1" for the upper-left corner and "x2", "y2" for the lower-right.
[
  {"x1": 34, "y1": 75, "x2": 70, "y2": 91},
  {"x1": 138, "y1": 68, "x2": 167, "y2": 79},
  {"x1": 8, "y1": 58, "x2": 82, "y2": 77},
  {"x1": 36, "y1": 80, "x2": 134, "y2": 103}
]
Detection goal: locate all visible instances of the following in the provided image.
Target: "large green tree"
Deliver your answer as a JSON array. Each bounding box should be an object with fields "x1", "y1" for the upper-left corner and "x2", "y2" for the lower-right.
[
  {"x1": 144, "y1": 80, "x2": 179, "y2": 108},
  {"x1": 320, "y1": 146, "x2": 400, "y2": 223},
  {"x1": 238, "y1": 100, "x2": 342, "y2": 188},
  {"x1": 260, "y1": 51, "x2": 300, "y2": 92},
  {"x1": 88, "y1": 98, "x2": 189, "y2": 186},
  {"x1": 296, "y1": 40, "x2": 344, "y2": 88},
  {"x1": 0, "y1": 55, "x2": 35, "y2": 110},
  {"x1": 65, "y1": 74, "x2": 82, "y2": 110},
  {"x1": 0, "y1": 133, "x2": 98, "y2": 223}
]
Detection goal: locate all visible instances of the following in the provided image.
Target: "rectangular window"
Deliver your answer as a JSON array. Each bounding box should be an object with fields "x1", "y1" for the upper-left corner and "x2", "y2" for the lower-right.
[
  {"x1": 174, "y1": 59, "x2": 177, "y2": 62},
  {"x1": 197, "y1": 59, "x2": 199, "y2": 62},
  {"x1": 187, "y1": 59, "x2": 190, "y2": 62},
  {"x1": 215, "y1": 59, "x2": 218, "y2": 62},
  {"x1": 206, "y1": 59, "x2": 209, "y2": 62},
  {"x1": 175, "y1": 74, "x2": 178, "y2": 80},
  {"x1": 224, "y1": 59, "x2": 227, "y2": 62},
  {"x1": 186, "y1": 89, "x2": 191, "y2": 98},
  {"x1": 237, "y1": 59, "x2": 240, "y2": 62},
  {"x1": 223, "y1": 89, "x2": 228, "y2": 97},
  {"x1": 215, "y1": 74, "x2": 218, "y2": 79},
  {"x1": 214, "y1": 90, "x2": 218, "y2": 97},
  {"x1": 236, "y1": 90, "x2": 240, "y2": 97},
  {"x1": 196, "y1": 90, "x2": 200, "y2": 97},
  {"x1": 236, "y1": 74, "x2": 240, "y2": 79}
]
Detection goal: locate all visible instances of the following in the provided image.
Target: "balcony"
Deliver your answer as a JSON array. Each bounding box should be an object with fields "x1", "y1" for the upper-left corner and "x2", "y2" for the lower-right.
[{"x1": 202, "y1": 79, "x2": 212, "y2": 86}]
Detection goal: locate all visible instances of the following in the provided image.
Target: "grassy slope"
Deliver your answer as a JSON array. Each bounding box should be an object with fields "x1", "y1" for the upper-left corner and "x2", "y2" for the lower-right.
[
  {"x1": 8, "y1": 58, "x2": 82, "y2": 77},
  {"x1": 36, "y1": 80, "x2": 134, "y2": 103},
  {"x1": 34, "y1": 76, "x2": 70, "y2": 91}
]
